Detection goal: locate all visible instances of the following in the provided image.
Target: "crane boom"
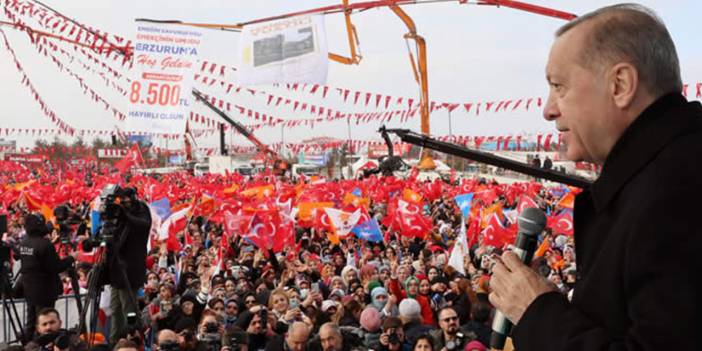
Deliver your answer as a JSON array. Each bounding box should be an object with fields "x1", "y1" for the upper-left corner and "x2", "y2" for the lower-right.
[{"x1": 192, "y1": 89, "x2": 276, "y2": 158}]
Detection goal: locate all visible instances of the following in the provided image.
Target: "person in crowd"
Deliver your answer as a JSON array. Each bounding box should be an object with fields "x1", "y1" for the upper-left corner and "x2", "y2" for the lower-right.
[
  {"x1": 221, "y1": 326, "x2": 249, "y2": 351},
  {"x1": 376, "y1": 317, "x2": 405, "y2": 351},
  {"x1": 389, "y1": 275, "x2": 434, "y2": 326},
  {"x1": 412, "y1": 335, "x2": 435, "y2": 351},
  {"x1": 237, "y1": 305, "x2": 270, "y2": 351},
  {"x1": 112, "y1": 339, "x2": 139, "y2": 351},
  {"x1": 398, "y1": 298, "x2": 433, "y2": 348},
  {"x1": 358, "y1": 307, "x2": 382, "y2": 350},
  {"x1": 310, "y1": 322, "x2": 366, "y2": 351},
  {"x1": 25, "y1": 308, "x2": 86, "y2": 351},
  {"x1": 154, "y1": 329, "x2": 180, "y2": 351},
  {"x1": 430, "y1": 307, "x2": 473, "y2": 351},
  {"x1": 18, "y1": 213, "x2": 77, "y2": 340},
  {"x1": 265, "y1": 321, "x2": 310, "y2": 351}
]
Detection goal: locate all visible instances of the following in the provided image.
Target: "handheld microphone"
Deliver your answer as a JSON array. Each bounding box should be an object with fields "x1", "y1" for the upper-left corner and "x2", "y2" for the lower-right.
[{"x1": 490, "y1": 207, "x2": 546, "y2": 350}]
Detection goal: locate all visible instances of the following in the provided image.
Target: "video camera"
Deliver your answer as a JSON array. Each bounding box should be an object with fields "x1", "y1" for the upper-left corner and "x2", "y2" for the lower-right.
[
  {"x1": 35, "y1": 329, "x2": 77, "y2": 351},
  {"x1": 53, "y1": 205, "x2": 84, "y2": 246},
  {"x1": 82, "y1": 184, "x2": 134, "y2": 251}
]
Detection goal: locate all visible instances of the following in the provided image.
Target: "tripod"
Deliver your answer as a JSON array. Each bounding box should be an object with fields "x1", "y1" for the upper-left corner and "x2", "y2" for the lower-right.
[
  {"x1": 77, "y1": 226, "x2": 139, "y2": 347},
  {"x1": 56, "y1": 240, "x2": 84, "y2": 317},
  {"x1": 0, "y1": 261, "x2": 24, "y2": 345}
]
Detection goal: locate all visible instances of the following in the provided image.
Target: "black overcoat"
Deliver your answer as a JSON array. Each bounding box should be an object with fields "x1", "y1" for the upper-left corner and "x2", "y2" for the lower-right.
[{"x1": 514, "y1": 93, "x2": 701, "y2": 350}]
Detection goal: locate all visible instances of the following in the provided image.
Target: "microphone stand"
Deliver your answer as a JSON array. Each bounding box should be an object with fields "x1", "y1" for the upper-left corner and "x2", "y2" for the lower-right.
[{"x1": 381, "y1": 126, "x2": 592, "y2": 188}]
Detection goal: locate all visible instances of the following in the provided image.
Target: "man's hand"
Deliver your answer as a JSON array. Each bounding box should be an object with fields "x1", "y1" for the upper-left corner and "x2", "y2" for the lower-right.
[{"x1": 488, "y1": 251, "x2": 556, "y2": 324}]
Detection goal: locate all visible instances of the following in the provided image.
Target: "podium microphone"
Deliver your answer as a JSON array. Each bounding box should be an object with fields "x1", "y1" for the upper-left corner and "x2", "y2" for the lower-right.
[{"x1": 490, "y1": 207, "x2": 546, "y2": 350}]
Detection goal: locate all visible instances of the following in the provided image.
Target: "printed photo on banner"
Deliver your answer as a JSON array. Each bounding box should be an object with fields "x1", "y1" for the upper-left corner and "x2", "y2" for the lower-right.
[
  {"x1": 237, "y1": 14, "x2": 328, "y2": 85},
  {"x1": 126, "y1": 22, "x2": 203, "y2": 134}
]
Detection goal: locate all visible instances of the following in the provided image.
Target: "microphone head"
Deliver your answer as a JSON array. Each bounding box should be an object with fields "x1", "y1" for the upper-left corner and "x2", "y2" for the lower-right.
[{"x1": 518, "y1": 207, "x2": 547, "y2": 236}]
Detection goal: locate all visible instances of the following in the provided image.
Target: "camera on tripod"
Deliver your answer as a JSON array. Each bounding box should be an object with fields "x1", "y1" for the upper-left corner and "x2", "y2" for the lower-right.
[
  {"x1": 80, "y1": 184, "x2": 128, "y2": 252},
  {"x1": 53, "y1": 205, "x2": 82, "y2": 246}
]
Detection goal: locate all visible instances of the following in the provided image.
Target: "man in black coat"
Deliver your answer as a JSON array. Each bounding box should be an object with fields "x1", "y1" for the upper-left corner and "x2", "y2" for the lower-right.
[
  {"x1": 488, "y1": 4, "x2": 699, "y2": 351},
  {"x1": 104, "y1": 187, "x2": 152, "y2": 342},
  {"x1": 18, "y1": 213, "x2": 76, "y2": 340}
]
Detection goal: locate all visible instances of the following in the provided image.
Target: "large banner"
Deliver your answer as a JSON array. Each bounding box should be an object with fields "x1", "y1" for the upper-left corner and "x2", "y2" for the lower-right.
[
  {"x1": 127, "y1": 23, "x2": 202, "y2": 134},
  {"x1": 238, "y1": 14, "x2": 328, "y2": 85}
]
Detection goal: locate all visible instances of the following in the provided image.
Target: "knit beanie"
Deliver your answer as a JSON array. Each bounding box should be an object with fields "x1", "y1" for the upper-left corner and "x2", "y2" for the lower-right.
[
  {"x1": 366, "y1": 280, "x2": 382, "y2": 293},
  {"x1": 359, "y1": 307, "x2": 382, "y2": 333},
  {"x1": 464, "y1": 340, "x2": 487, "y2": 351},
  {"x1": 398, "y1": 298, "x2": 421, "y2": 319}
]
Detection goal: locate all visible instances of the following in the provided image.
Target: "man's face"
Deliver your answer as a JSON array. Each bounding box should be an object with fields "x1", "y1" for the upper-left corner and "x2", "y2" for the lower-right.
[
  {"x1": 286, "y1": 329, "x2": 310, "y2": 351},
  {"x1": 544, "y1": 21, "x2": 617, "y2": 164},
  {"x1": 320, "y1": 328, "x2": 342, "y2": 351},
  {"x1": 36, "y1": 312, "x2": 61, "y2": 334},
  {"x1": 157, "y1": 330, "x2": 179, "y2": 350},
  {"x1": 249, "y1": 314, "x2": 264, "y2": 334},
  {"x1": 439, "y1": 309, "x2": 459, "y2": 335}
]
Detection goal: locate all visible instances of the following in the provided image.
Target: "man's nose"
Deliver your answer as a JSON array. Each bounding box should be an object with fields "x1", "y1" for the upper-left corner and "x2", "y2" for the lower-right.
[{"x1": 543, "y1": 93, "x2": 560, "y2": 121}]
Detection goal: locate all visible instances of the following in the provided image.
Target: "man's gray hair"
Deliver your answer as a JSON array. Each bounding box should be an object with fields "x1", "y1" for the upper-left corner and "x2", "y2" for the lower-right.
[{"x1": 556, "y1": 3, "x2": 682, "y2": 98}]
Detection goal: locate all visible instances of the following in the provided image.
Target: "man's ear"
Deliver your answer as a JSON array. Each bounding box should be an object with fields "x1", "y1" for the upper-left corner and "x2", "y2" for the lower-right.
[{"x1": 609, "y1": 62, "x2": 639, "y2": 109}]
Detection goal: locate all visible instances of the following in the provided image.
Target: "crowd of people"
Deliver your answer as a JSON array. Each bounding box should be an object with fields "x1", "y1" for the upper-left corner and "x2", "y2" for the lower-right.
[{"x1": 0, "y1": 158, "x2": 577, "y2": 351}]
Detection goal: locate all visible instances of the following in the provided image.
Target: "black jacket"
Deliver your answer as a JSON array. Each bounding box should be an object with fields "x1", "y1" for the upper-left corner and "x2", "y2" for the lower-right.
[
  {"x1": 18, "y1": 235, "x2": 74, "y2": 306},
  {"x1": 105, "y1": 200, "x2": 151, "y2": 289},
  {"x1": 513, "y1": 93, "x2": 702, "y2": 350}
]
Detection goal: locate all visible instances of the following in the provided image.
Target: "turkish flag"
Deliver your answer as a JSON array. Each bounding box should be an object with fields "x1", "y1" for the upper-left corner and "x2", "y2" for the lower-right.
[
  {"x1": 114, "y1": 144, "x2": 144, "y2": 173},
  {"x1": 547, "y1": 211, "x2": 574, "y2": 236},
  {"x1": 517, "y1": 195, "x2": 539, "y2": 214},
  {"x1": 244, "y1": 214, "x2": 277, "y2": 250},
  {"x1": 272, "y1": 213, "x2": 296, "y2": 253},
  {"x1": 482, "y1": 213, "x2": 515, "y2": 248},
  {"x1": 223, "y1": 210, "x2": 254, "y2": 237},
  {"x1": 395, "y1": 200, "x2": 432, "y2": 239}
]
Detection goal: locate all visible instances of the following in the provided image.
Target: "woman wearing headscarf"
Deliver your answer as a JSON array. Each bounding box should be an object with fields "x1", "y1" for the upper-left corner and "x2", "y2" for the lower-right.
[
  {"x1": 370, "y1": 287, "x2": 398, "y2": 318},
  {"x1": 389, "y1": 275, "x2": 435, "y2": 326}
]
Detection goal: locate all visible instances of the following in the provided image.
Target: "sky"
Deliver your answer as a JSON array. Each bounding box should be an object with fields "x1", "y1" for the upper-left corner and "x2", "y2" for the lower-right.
[{"x1": 1, "y1": 0, "x2": 701, "y2": 152}]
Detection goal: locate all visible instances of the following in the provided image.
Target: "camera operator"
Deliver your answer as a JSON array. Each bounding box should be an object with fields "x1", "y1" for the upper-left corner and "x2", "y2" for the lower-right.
[
  {"x1": 93, "y1": 186, "x2": 152, "y2": 342},
  {"x1": 378, "y1": 317, "x2": 405, "y2": 351},
  {"x1": 25, "y1": 308, "x2": 86, "y2": 351},
  {"x1": 196, "y1": 310, "x2": 226, "y2": 351},
  {"x1": 18, "y1": 213, "x2": 77, "y2": 341},
  {"x1": 154, "y1": 329, "x2": 181, "y2": 351}
]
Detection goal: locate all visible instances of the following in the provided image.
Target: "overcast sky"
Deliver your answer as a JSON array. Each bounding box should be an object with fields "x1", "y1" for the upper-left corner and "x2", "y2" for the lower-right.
[{"x1": 1, "y1": 0, "x2": 700, "y2": 151}]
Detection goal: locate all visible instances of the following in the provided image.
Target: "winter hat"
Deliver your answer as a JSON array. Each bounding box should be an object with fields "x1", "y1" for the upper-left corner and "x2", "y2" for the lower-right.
[
  {"x1": 367, "y1": 280, "x2": 382, "y2": 293},
  {"x1": 359, "y1": 307, "x2": 382, "y2": 333},
  {"x1": 330, "y1": 288, "x2": 346, "y2": 299},
  {"x1": 412, "y1": 260, "x2": 423, "y2": 272},
  {"x1": 330, "y1": 276, "x2": 347, "y2": 291},
  {"x1": 370, "y1": 287, "x2": 388, "y2": 311},
  {"x1": 398, "y1": 298, "x2": 421, "y2": 319},
  {"x1": 464, "y1": 340, "x2": 487, "y2": 351},
  {"x1": 321, "y1": 300, "x2": 338, "y2": 313}
]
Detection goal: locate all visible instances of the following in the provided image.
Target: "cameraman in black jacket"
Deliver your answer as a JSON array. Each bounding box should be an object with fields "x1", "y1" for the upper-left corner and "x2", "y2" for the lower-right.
[
  {"x1": 100, "y1": 187, "x2": 152, "y2": 343},
  {"x1": 18, "y1": 213, "x2": 77, "y2": 342}
]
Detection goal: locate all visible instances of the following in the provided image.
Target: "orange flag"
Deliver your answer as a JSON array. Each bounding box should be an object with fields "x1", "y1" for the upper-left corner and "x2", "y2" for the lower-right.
[
  {"x1": 557, "y1": 192, "x2": 575, "y2": 209},
  {"x1": 22, "y1": 191, "x2": 54, "y2": 221},
  {"x1": 297, "y1": 202, "x2": 334, "y2": 221},
  {"x1": 241, "y1": 185, "x2": 274, "y2": 199},
  {"x1": 402, "y1": 188, "x2": 423, "y2": 204}
]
